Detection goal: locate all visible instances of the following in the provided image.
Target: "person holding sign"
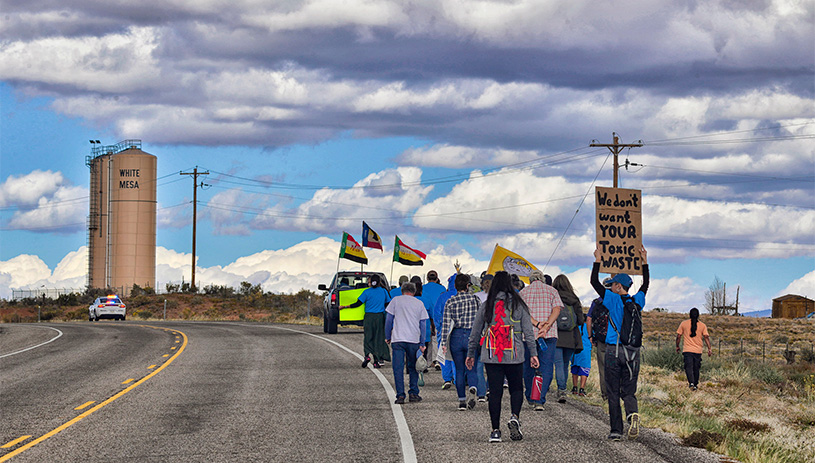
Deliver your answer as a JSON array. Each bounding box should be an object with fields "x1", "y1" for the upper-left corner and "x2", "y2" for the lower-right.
[{"x1": 590, "y1": 244, "x2": 648, "y2": 442}]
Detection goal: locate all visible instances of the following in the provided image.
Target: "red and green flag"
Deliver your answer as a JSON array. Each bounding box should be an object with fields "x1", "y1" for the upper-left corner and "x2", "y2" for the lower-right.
[
  {"x1": 393, "y1": 235, "x2": 426, "y2": 266},
  {"x1": 340, "y1": 232, "x2": 368, "y2": 265}
]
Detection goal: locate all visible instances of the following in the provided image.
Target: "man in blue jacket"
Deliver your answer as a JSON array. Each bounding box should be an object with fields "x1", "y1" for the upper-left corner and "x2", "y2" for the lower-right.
[{"x1": 591, "y1": 245, "x2": 648, "y2": 442}]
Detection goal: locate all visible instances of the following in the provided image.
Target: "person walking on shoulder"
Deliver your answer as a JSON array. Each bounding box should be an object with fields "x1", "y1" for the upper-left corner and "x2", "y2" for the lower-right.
[
  {"x1": 339, "y1": 274, "x2": 391, "y2": 368},
  {"x1": 552, "y1": 274, "x2": 585, "y2": 404},
  {"x1": 466, "y1": 271, "x2": 539, "y2": 443},
  {"x1": 519, "y1": 270, "x2": 562, "y2": 411},
  {"x1": 440, "y1": 274, "x2": 483, "y2": 410},
  {"x1": 590, "y1": 245, "x2": 649, "y2": 442},
  {"x1": 385, "y1": 282, "x2": 429, "y2": 404},
  {"x1": 676, "y1": 307, "x2": 711, "y2": 391}
]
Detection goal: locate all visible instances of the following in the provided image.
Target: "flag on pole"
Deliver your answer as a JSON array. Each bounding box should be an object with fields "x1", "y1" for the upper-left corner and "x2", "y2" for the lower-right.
[
  {"x1": 339, "y1": 232, "x2": 368, "y2": 265},
  {"x1": 393, "y1": 235, "x2": 426, "y2": 266},
  {"x1": 486, "y1": 244, "x2": 540, "y2": 284},
  {"x1": 361, "y1": 221, "x2": 383, "y2": 251}
]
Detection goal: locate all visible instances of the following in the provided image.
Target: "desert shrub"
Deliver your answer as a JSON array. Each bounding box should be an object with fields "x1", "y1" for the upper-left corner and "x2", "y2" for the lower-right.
[
  {"x1": 642, "y1": 345, "x2": 684, "y2": 371},
  {"x1": 748, "y1": 362, "x2": 784, "y2": 385},
  {"x1": 38, "y1": 307, "x2": 60, "y2": 321},
  {"x1": 181, "y1": 307, "x2": 196, "y2": 320},
  {"x1": 683, "y1": 429, "x2": 724, "y2": 451},
  {"x1": 800, "y1": 346, "x2": 815, "y2": 364},
  {"x1": 134, "y1": 309, "x2": 153, "y2": 320},
  {"x1": 65, "y1": 308, "x2": 87, "y2": 320}
]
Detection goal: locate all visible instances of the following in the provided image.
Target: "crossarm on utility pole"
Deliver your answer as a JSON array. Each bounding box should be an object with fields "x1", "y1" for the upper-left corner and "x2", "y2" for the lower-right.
[{"x1": 590, "y1": 133, "x2": 642, "y2": 188}]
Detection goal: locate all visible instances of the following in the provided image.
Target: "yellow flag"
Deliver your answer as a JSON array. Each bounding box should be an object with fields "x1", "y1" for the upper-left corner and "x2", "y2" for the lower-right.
[{"x1": 486, "y1": 245, "x2": 540, "y2": 284}]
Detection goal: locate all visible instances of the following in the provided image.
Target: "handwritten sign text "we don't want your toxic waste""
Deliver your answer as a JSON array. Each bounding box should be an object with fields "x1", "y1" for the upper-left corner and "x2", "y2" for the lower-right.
[{"x1": 595, "y1": 187, "x2": 643, "y2": 275}]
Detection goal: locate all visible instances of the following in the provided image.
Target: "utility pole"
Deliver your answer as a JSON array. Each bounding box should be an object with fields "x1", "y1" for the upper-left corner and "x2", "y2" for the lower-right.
[
  {"x1": 590, "y1": 133, "x2": 642, "y2": 188},
  {"x1": 180, "y1": 167, "x2": 209, "y2": 291}
]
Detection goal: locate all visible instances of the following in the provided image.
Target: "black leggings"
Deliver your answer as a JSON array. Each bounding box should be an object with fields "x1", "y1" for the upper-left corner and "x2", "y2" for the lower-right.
[{"x1": 484, "y1": 363, "x2": 524, "y2": 430}]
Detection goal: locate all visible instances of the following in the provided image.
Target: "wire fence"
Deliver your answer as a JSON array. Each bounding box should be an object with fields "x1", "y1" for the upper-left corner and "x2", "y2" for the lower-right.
[
  {"x1": 645, "y1": 334, "x2": 815, "y2": 364},
  {"x1": 11, "y1": 288, "x2": 88, "y2": 301}
]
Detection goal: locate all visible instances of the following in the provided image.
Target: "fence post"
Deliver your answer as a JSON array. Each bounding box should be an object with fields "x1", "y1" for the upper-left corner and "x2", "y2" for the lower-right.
[
  {"x1": 308, "y1": 295, "x2": 311, "y2": 321},
  {"x1": 164, "y1": 299, "x2": 167, "y2": 321}
]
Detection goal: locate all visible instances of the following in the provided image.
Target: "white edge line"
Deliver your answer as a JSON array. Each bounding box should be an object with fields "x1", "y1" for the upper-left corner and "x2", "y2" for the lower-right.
[
  {"x1": 0, "y1": 326, "x2": 63, "y2": 359},
  {"x1": 265, "y1": 325, "x2": 417, "y2": 463}
]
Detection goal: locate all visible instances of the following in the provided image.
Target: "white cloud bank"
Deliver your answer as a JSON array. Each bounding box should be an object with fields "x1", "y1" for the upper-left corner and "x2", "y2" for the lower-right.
[{"x1": 3, "y1": 239, "x2": 804, "y2": 312}]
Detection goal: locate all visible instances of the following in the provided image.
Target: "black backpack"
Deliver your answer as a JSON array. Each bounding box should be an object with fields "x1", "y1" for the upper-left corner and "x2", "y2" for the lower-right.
[
  {"x1": 609, "y1": 295, "x2": 642, "y2": 348},
  {"x1": 589, "y1": 298, "x2": 609, "y2": 342}
]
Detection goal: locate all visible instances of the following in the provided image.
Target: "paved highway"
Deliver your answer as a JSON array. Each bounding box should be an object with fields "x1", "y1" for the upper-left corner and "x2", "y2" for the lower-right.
[{"x1": 0, "y1": 322, "x2": 722, "y2": 462}]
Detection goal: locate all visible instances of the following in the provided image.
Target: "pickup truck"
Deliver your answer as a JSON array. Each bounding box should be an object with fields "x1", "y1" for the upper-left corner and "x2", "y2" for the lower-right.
[{"x1": 318, "y1": 271, "x2": 390, "y2": 334}]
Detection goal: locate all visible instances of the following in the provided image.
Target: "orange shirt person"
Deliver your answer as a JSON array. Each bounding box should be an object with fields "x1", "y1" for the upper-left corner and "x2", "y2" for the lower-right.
[{"x1": 675, "y1": 307, "x2": 711, "y2": 391}]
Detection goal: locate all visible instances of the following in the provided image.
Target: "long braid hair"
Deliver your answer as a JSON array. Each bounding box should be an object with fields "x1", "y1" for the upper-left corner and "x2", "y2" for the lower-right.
[
  {"x1": 484, "y1": 271, "x2": 529, "y2": 324},
  {"x1": 690, "y1": 307, "x2": 700, "y2": 338}
]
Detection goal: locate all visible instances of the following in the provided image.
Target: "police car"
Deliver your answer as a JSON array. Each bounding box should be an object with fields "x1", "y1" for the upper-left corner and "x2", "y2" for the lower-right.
[{"x1": 89, "y1": 295, "x2": 127, "y2": 321}]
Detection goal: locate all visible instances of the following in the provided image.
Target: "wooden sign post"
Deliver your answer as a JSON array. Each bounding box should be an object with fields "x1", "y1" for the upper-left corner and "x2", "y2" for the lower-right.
[{"x1": 595, "y1": 186, "x2": 643, "y2": 275}]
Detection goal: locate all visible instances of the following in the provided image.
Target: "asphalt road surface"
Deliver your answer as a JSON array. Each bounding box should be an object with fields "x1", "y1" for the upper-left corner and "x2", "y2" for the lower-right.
[{"x1": 0, "y1": 322, "x2": 724, "y2": 462}]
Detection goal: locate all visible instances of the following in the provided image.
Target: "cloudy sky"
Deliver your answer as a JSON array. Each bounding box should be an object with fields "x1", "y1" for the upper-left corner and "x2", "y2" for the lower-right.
[{"x1": 1, "y1": 0, "x2": 813, "y2": 312}]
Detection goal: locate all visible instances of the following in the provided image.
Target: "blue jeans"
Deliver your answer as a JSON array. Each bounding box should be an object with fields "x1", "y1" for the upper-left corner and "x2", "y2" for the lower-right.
[
  {"x1": 524, "y1": 337, "x2": 557, "y2": 404},
  {"x1": 555, "y1": 346, "x2": 575, "y2": 391},
  {"x1": 450, "y1": 328, "x2": 479, "y2": 400},
  {"x1": 391, "y1": 342, "x2": 420, "y2": 398}
]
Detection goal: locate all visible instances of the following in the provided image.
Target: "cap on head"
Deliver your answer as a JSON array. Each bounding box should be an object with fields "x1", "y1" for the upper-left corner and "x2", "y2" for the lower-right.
[
  {"x1": 609, "y1": 273, "x2": 632, "y2": 289},
  {"x1": 481, "y1": 274, "x2": 494, "y2": 282}
]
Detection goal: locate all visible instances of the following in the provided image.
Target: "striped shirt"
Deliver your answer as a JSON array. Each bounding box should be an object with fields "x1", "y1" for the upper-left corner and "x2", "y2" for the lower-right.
[{"x1": 520, "y1": 281, "x2": 564, "y2": 339}]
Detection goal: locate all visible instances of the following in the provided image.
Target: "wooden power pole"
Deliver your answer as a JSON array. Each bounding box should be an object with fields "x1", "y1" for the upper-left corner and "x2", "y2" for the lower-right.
[
  {"x1": 590, "y1": 133, "x2": 643, "y2": 187},
  {"x1": 180, "y1": 167, "x2": 209, "y2": 290}
]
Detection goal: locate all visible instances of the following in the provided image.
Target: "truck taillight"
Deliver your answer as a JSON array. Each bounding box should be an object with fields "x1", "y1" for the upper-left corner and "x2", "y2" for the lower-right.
[{"x1": 331, "y1": 293, "x2": 337, "y2": 304}]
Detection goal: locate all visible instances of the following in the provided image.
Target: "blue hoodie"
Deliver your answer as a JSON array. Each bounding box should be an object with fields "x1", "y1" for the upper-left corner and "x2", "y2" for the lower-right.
[{"x1": 432, "y1": 274, "x2": 458, "y2": 331}]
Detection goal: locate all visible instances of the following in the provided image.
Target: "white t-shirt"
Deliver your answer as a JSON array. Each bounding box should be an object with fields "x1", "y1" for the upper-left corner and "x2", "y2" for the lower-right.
[{"x1": 386, "y1": 295, "x2": 430, "y2": 343}]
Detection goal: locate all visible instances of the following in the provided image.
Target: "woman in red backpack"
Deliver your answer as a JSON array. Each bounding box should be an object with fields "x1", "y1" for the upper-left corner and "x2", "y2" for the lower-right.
[{"x1": 466, "y1": 271, "x2": 538, "y2": 443}]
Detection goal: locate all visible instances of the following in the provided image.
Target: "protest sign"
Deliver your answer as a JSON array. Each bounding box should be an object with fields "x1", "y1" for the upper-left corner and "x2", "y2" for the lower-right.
[{"x1": 595, "y1": 187, "x2": 643, "y2": 275}]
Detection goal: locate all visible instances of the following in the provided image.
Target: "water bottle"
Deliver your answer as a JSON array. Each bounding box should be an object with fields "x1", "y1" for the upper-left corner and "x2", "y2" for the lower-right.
[
  {"x1": 537, "y1": 337, "x2": 548, "y2": 352},
  {"x1": 530, "y1": 369, "x2": 543, "y2": 401}
]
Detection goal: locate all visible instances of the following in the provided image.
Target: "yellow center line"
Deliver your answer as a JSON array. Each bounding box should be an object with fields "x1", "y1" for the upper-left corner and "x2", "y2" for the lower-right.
[
  {"x1": 1, "y1": 436, "x2": 31, "y2": 449},
  {"x1": 0, "y1": 325, "x2": 188, "y2": 462},
  {"x1": 147, "y1": 365, "x2": 157, "y2": 369},
  {"x1": 162, "y1": 354, "x2": 169, "y2": 358},
  {"x1": 73, "y1": 401, "x2": 95, "y2": 411},
  {"x1": 121, "y1": 378, "x2": 135, "y2": 385}
]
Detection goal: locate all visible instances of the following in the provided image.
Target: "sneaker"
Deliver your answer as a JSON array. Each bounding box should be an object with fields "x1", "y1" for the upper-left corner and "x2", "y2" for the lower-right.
[
  {"x1": 409, "y1": 394, "x2": 422, "y2": 403},
  {"x1": 692, "y1": 384, "x2": 698, "y2": 391},
  {"x1": 489, "y1": 429, "x2": 502, "y2": 443},
  {"x1": 478, "y1": 396, "x2": 487, "y2": 403},
  {"x1": 508, "y1": 415, "x2": 523, "y2": 441},
  {"x1": 467, "y1": 387, "x2": 477, "y2": 410},
  {"x1": 628, "y1": 413, "x2": 640, "y2": 439},
  {"x1": 527, "y1": 400, "x2": 536, "y2": 408},
  {"x1": 442, "y1": 381, "x2": 453, "y2": 390},
  {"x1": 361, "y1": 357, "x2": 371, "y2": 368},
  {"x1": 373, "y1": 361, "x2": 381, "y2": 369},
  {"x1": 394, "y1": 395, "x2": 405, "y2": 405},
  {"x1": 608, "y1": 432, "x2": 622, "y2": 441},
  {"x1": 578, "y1": 388, "x2": 586, "y2": 397},
  {"x1": 458, "y1": 401, "x2": 467, "y2": 411},
  {"x1": 571, "y1": 386, "x2": 578, "y2": 395},
  {"x1": 534, "y1": 403, "x2": 545, "y2": 411},
  {"x1": 557, "y1": 390, "x2": 566, "y2": 403},
  {"x1": 503, "y1": 379, "x2": 509, "y2": 389},
  {"x1": 434, "y1": 363, "x2": 441, "y2": 371}
]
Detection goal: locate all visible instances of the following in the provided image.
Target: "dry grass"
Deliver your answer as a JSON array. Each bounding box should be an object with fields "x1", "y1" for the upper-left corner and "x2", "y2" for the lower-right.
[{"x1": 576, "y1": 312, "x2": 815, "y2": 463}]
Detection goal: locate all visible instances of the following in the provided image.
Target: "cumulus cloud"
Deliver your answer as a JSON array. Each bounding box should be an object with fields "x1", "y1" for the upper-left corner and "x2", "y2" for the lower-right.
[
  {"x1": 250, "y1": 167, "x2": 433, "y2": 234},
  {"x1": 778, "y1": 270, "x2": 815, "y2": 298},
  {"x1": 0, "y1": 170, "x2": 88, "y2": 232}
]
